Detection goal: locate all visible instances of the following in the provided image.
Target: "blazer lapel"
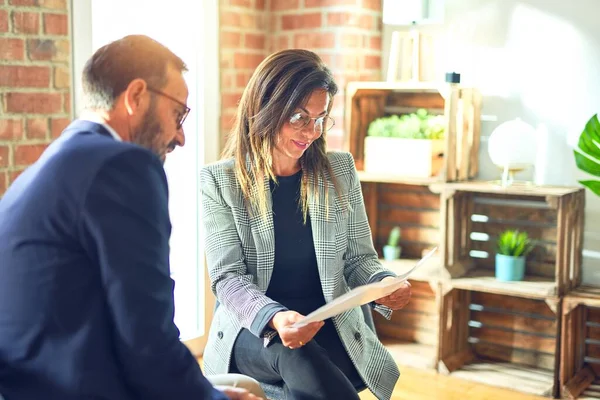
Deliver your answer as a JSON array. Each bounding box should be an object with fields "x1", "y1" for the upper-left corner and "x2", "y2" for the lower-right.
[
  {"x1": 247, "y1": 164, "x2": 275, "y2": 292},
  {"x1": 308, "y1": 170, "x2": 337, "y2": 302}
]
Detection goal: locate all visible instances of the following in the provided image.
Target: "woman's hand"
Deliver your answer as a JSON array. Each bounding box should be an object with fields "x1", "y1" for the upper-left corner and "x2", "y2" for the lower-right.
[
  {"x1": 269, "y1": 310, "x2": 324, "y2": 349},
  {"x1": 215, "y1": 386, "x2": 264, "y2": 400},
  {"x1": 374, "y1": 278, "x2": 411, "y2": 310}
]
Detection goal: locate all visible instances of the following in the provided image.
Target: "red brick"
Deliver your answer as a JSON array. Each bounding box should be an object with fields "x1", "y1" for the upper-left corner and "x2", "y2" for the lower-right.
[
  {"x1": 0, "y1": 10, "x2": 8, "y2": 33},
  {"x1": 293, "y1": 32, "x2": 336, "y2": 49},
  {"x1": 26, "y1": 118, "x2": 48, "y2": 139},
  {"x1": 221, "y1": 12, "x2": 240, "y2": 28},
  {"x1": 236, "y1": 72, "x2": 252, "y2": 88},
  {"x1": 222, "y1": 31, "x2": 241, "y2": 48},
  {"x1": 239, "y1": 13, "x2": 263, "y2": 29},
  {"x1": 50, "y1": 117, "x2": 69, "y2": 138},
  {"x1": 340, "y1": 33, "x2": 362, "y2": 48},
  {"x1": 0, "y1": 171, "x2": 7, "y2": 196},
  {"x1": 8, "y1": 0, "x2": 36, "y2": 5},
  {"x1": 221, "y1": 73, "x2": 234, "y2": 90},
  {"x1": 305, "y1": 0, "x2": 356, "y2": 6},
  {"x1": 222, "y1": 92, "x2": 242, "y2": 109},
  {"x1": 364, "y1": 55, "x2": 380, "y2": 69},
  {"x1": 9, "y1": 169, "x2": 24, "y2": 185},
  {"x1": 327, "y1": 12, "x2": 373, "y2": 29},
  {"x1": 12, "y1": 11, "x2": 39, "y2": 34},
  {"x1": 0, "y1": 119, "x2": 23, "y2": 140},
  {"x1": 0, "y1": 65, "x2": 51, "y2": 88},
  {"x1": 271, "y1": 35, "x2": 289, "y2": 52},
  {"x1": 271, "y1": 0, "x2": 299, "y2": 11},
  {"x1": 27, "y1": 38, "x2": 69, "y2": 62},
  {"x1": 369, "y1": 36, "x2": 381, "y2": 50},
  {"x1": 0, "y1": 38, "x2": 25, "y2": 60},
  {"x1": 63, "y1": 91, "x2": 70, "y2": 114},
  {"x1": 43, "y1": 13, "x2": 68, "y2": 35},
  {"x1": 14, "y1": 144, "x2": 47, "y2": 166},
  {"x1": 233, "y1": 53, "x2": 264, "y2": 69},
  {"x1": 221, "y1": 112, "x2": 236, "y2": 132},
  {"x1": 0, "y1": 145, "x2": 9, "y2": 168},
  {"x1": 229, "y1": 0, "x2": 251, "y2": 7},
  {"x1": 256, "y1": 0, "x2": 265, "y2": 9},
  {"x1": 5, "y1": 92, "x2": 63, "y2": 114},
  {"x1": 245, "y1": 33, "x2": 265, "y2": 49},
  {"x1": 319, "y1": 54, "x2": 336, "y2": 68},
  {"x1": 39, "y1": 0, "x2": 67, "y2": 9},
  {"x1": 362, "y1": 0, "x2": 381, "y2": 11},
  {"x1": 282, "y1": 13, "x2": 322, "y2": 30},
  {"x1": 53, "y1": 65, "x2": 69, "y2": 89}
]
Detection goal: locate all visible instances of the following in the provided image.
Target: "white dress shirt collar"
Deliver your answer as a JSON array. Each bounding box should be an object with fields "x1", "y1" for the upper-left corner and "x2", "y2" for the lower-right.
[{"x1": 79, "y1": 112, "x2": 123, "y2": 142}]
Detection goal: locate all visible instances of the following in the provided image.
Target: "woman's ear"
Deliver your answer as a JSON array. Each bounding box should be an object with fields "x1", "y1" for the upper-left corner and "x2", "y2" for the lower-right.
[{"x1": 124, "y1": 78, "x2": 147, "y2": 116}]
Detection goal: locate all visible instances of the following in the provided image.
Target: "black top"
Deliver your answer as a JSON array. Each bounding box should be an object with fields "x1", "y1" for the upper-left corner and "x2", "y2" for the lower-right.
[{"x1": 265, "y1": 170, "x2": 326, "y2": 314}]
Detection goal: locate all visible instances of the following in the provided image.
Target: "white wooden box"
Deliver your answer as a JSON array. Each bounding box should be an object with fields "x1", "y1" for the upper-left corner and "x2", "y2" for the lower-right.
[{"x1": 363, "y1": 137, "x2": 444, "y2": 178}]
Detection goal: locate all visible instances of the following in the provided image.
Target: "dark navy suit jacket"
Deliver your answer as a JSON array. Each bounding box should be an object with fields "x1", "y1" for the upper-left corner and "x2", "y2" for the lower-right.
[{"x1": 0, "y1": 120, "x2": 226, "y2": 399}]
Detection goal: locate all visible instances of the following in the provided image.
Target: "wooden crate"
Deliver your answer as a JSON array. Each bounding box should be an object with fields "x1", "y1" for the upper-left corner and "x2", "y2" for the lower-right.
[
  {"x1": 432, "y1": 181, "x2": 585, "y2": 299},
  {"x1": 362, "y1": 180, "x2": 447, "y2": 369},
  {"x1": 439, "y1": 288, "x2": 562, "y2": 397},
  {"x1": 343, "y1": 81, "x2": 482, "y2": 183},
  {"x1": 561, "y1": 290, "x2": 600, "y2": 399}
]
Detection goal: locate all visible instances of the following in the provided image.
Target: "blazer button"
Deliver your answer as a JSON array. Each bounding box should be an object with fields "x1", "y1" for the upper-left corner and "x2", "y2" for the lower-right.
[
  {"x1": 354, "y1": 332, "x2": 361, "y2": 340},
  {"x1": 217, "y1": 331, "x2": 224, "y2": 339}
]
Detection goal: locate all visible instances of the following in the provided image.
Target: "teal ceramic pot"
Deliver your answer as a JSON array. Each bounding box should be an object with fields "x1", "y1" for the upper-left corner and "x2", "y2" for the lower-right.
[
  {"x1": 383, "y1": 245, "x2": 401, "y2": 261},
  {"x1": 495, "y1": 253, "x2": 525, "y2": 281}
]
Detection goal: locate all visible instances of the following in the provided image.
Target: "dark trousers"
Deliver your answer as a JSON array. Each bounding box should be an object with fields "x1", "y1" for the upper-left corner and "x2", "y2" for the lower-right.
[{"x1": 231, "y1": 321, "x2": 364, "y2": 400}]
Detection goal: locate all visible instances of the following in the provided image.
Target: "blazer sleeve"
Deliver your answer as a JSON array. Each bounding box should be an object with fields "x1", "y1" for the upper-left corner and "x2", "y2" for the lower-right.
[
  {"x1": 341, "y1": 152, "x2": 397, "y2": 318},
  {"x1": 79, "y1": 148, "x2": 226, "y2": 400},
  {"x1": 200, "y1": 167, "x2": 286, "y2": 338}
]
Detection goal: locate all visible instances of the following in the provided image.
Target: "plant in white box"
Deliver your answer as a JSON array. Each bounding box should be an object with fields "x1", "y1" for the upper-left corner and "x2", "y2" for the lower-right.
[{"x1": 364, "y1": 109, "x2": 445, "y2": 177}]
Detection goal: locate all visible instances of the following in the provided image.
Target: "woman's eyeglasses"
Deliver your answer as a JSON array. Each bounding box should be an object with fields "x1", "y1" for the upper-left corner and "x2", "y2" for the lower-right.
[{"x1": 289, "y1": 112, "x2": 335, "y2": 135}]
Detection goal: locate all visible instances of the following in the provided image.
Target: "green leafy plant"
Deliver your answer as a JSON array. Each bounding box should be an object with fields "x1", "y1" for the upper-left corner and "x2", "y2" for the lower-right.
[
  {"x1": 367, "y1": 108, "x2": 445, "y2": 140},
  {"x1": 496, "y1": 230, "x2": 535, "y2": 257},
  {"x1": 387, "y1": 226, "x2": 401, "y2": 247},
  {"x1": 574, "y1": 113, "x2": 600, "y2": 196}
]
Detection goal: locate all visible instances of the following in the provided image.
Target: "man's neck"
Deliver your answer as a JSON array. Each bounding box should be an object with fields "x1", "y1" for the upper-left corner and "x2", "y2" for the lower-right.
[{"x1": 79, "y1": 110, "x2": 130, "y2": 142}]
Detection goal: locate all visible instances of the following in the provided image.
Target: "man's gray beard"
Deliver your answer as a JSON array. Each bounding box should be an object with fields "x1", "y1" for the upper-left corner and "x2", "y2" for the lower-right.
[{"x1": 131, "y1": 103, "x2": 166, "y2": 163}]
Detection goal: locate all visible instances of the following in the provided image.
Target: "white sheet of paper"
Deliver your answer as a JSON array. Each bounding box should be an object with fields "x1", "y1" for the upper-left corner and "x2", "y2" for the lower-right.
[{"x1": 292, "y1": 247, "x2": 438, "y2": 328}]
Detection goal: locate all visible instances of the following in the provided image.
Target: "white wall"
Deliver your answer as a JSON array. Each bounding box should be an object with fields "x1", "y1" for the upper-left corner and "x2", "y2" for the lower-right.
[
  {"x1": 71, "y1": 0, "x2": 221, "y2": 339},
  {"x1": 383, "y1": 0, "x2": 600, "y2": 283}
]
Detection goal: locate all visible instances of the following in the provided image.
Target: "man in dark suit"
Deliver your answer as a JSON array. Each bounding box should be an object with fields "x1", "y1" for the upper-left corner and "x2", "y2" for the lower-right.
[{"x1": 0, "y1": 35, "x2": 263, "y2": 400}]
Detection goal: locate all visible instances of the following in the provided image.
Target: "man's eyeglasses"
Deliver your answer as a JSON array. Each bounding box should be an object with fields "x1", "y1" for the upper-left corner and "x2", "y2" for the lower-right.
[
  {"x1": 147, "y1": 86, "x2": 190, "y2": 130},
  {"x1": 289, "y1": 112, "x2": 335, "y2": 136}
]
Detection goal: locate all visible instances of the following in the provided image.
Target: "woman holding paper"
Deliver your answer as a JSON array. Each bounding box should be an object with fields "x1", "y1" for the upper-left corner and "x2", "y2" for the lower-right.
[{"x1": 200, "y1": 49, "x2": 411, "y2": 400}]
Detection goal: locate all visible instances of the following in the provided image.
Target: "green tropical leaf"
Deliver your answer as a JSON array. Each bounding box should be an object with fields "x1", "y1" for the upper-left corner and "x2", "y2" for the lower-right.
[
  {"x1": 574, "y1": 149, "x2": 600, "y2": 177},
  {"x1": 580, "y1": 180, "x2": 600, "y2": 197}
]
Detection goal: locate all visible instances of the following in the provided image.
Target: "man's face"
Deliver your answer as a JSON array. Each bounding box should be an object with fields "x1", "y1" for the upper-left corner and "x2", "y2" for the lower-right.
[{"x1": 132, "y1": 64, "x2": 189, "y2": 163}]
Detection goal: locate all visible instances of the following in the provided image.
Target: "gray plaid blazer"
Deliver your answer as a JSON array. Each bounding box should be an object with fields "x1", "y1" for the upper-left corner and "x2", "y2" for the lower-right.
[{"x1": 200, "y1": 151, "x2": 400, "y2": 400}]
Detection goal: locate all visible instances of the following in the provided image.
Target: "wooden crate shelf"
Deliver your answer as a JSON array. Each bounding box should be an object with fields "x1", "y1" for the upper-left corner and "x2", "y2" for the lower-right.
[
  {"x1": 439, "y1": 288, "x2": 562, "y2": 397},
  {"x1": 434, "y1": 181, "x2": 585, "y2": 298},
  {"x1": 343, "y1": 81, "x2": 482, "y2": 182},
  {"x1": 372, "y1": 279, "x2": 442, "y2": 370},
  {"x1": 560, "y1": 291, "x2": 600, "y2": 399}
]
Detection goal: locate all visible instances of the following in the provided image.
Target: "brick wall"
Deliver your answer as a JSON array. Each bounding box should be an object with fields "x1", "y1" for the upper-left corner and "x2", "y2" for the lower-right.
[
  {"x1": 0, "y1": 0, "x2": 71, "y2": 196},
  {"x1": 219, "y1": 0, "x2": 383, "y2": 150}
]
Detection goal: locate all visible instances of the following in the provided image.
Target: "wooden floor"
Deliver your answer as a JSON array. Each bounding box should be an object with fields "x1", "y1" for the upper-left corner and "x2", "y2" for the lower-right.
[{"x1": 358, "y1": 366, "x2": 547, "y2": 400}]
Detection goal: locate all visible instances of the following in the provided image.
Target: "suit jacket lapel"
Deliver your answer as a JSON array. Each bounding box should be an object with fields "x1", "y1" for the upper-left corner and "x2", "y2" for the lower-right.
[
  {"x1": 308, "y1": 170, "x2": 337, "y2": 302},
  {"x1": 246, "y1": 163, "x2": 275, "y2": 292}
]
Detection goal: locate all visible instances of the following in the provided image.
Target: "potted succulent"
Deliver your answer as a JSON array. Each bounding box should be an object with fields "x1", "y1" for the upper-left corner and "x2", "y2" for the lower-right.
[
  {"x1": 495, "y1": 229, "x2": 535, "y2": 281},
  {"x1": 364, "y1": 108, "x2": 446, "y2": 177},
  {"x1": 383, "y1": 226, "x2": 402, "y2": 261}
]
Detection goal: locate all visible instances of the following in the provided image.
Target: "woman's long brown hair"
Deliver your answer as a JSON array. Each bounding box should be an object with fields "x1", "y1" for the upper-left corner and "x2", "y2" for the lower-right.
[{"x1": 222, "y1": 49, "x2": 340, "y2": 223}]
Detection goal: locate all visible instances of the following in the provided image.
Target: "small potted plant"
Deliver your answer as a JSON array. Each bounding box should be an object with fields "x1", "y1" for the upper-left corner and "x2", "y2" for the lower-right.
[
  {"x1": 383, "y1": 226, "x2": 402, "y2": 260},
  {"x1": 495, "y1": 229, "x2": 535, "y2": 281}
]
